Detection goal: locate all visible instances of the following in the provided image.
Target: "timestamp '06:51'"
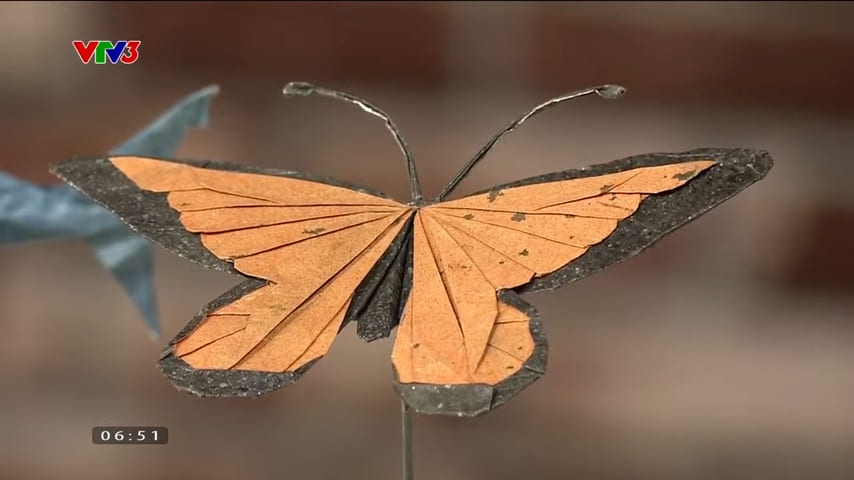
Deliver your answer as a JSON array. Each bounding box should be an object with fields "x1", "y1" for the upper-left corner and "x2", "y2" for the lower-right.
[{"x1": 92, "y1": 426, "x2": 168, "y2": 445}]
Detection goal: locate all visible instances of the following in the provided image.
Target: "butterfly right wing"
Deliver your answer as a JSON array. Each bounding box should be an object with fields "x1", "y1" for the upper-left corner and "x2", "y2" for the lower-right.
[
  {"x1": 392, "y1": 148, "x2": 772, "y2": 416},
  {"x1": 53, "y1": 155, "x2": 413, "y2": 397}
]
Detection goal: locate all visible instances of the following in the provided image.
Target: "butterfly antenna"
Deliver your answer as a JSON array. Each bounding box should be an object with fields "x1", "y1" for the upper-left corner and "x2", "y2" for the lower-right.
[
  {"x1": 283, "y1": 82, "x2": 423, "y2": 202},
  {"x1": 437, "y1": 84, "x2": 626, "y2": 201}
]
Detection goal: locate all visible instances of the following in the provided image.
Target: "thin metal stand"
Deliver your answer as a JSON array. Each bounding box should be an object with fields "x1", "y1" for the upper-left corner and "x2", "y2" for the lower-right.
[{"x1": 401, "y1": 399, "x2": 413, "y2": 480}]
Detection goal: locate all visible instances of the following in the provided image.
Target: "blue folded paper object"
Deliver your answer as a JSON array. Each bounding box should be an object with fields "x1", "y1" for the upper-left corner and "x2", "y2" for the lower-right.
[{"x1": 0, "y1": 85, "x2": 219, "y2": 337}]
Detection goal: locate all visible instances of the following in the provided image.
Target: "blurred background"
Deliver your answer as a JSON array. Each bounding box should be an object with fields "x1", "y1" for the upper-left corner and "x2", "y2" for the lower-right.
[{"x1": 1, "y1": 1, "x2": 853, "y2": 479}]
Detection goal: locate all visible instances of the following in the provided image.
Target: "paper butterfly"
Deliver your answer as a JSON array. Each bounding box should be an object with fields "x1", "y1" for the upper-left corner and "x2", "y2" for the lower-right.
[{"x1": 52, "y1": 82, "x2": 773, "y2": 417}]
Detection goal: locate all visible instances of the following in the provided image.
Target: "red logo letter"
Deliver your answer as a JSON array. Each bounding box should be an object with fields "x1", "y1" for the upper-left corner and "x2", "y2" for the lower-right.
[
  {"x1": 72, "y1": 40, "x2": 98, "y2": 64},
  {"x1": 121, "y1": 41, "x2": 141, "y2": 64}
]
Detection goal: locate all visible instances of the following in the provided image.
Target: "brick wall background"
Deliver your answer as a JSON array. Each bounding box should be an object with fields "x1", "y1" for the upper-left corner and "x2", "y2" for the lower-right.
[{"x1": 1, "y1": 2, "x2": 852, "y2": 479}]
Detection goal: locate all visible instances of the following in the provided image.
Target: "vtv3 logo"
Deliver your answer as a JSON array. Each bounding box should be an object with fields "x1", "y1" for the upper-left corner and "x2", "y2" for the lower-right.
[{"x1": 73, "y1": 40, "x2": 141, "y2": 65}]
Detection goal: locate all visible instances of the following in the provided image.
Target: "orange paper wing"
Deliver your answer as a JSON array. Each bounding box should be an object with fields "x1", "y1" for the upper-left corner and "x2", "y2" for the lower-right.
[
  {"x1": 53, "y1": 155, "x2": 413, "y2": 396},
  {"x1": 391, "y1": 149, "x2": 772, "y2": 415}
]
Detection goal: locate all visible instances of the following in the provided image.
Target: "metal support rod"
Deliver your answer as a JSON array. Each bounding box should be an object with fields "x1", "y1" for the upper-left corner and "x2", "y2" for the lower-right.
[{"x1": 401, "y1": 399, "x2": 413, "y2": 480}]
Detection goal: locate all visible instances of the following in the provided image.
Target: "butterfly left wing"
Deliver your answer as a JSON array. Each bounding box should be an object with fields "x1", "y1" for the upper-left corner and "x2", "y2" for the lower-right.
[
  {"x1": 53, "y1": 155, "x2": 414, "y2": 397},
  {"x1": 392, "y1": 148, "x2": 772, "y2": 416}
]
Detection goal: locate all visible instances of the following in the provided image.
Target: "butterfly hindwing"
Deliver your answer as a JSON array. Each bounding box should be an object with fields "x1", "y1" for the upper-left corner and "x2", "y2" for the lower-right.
[
  {"x1": 157, "y1": 277, "x2": 302, "y2": 397},
  {"x1": 394, "y1": 289, "x2": 547, "y2": 416},
  {"x1": 390, "y1": 148, "x2": 772, "y2": 416}
]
